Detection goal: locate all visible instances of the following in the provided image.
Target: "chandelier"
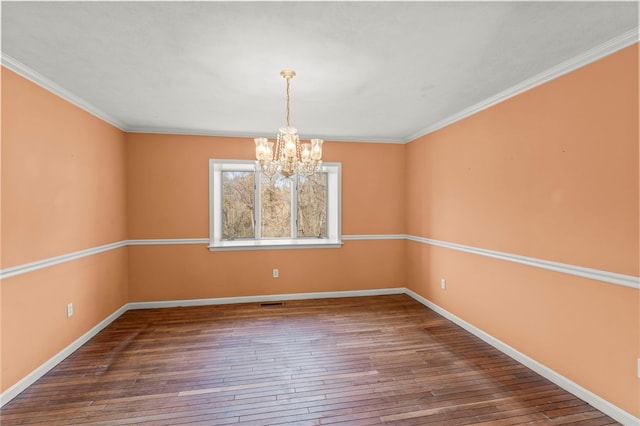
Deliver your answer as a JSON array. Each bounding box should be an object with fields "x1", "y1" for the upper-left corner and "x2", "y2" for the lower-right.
[{"x1": 254, "y1": 69, "x2": 323, "y2": 178}]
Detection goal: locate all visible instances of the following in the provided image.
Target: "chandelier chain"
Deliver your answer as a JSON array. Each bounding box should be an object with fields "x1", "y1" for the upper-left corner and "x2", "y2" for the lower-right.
[
  {"x1": 285, "y1": 75, "x2": 291, "y2": 128},
  {"x1": 254, "y1": 69, "x2": 323, "y2": 179}
]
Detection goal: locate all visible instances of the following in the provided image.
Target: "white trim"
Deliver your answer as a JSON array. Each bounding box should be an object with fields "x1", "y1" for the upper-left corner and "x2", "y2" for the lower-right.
[
  {"x1": 342, "y1": 234, "x2": 405, "y2": 241},
  {"x1": 1, "y1": 235, "x2": 638, "y2": 289},
  {"x1": 208, "y1": 239, "x2": 343, "y2": 251},
  {"x1": 1, "y1": 54, "x2": 126, "y2": 131},
  {"x1": 0, "y1": 55, "x2": 403, "y2": 144},
  {"x1": 127, "y1": 238, "x2": 208, "y2": 246},
  {"x1": 208, "y1": 160, "x2": 342, "y2": 251},
  {"x1": 127, "y1": 288, "x2": 404, "y2": 310},
  {"x1": 0, "y1": 304, "x2": 128, "y2": 407},
  {"x1": 328, "y1": 164, "x2": 342, "y2": 240},
  {"x1": 404, "y1": 28, "x2": 640, "y2": 143},
  {"x1": 406, "y1": 235, "x2": 640, "y2": 290},
  {"x1": 0, "y1": 241, "x2": 128, "y2": 280},
  {"x1": 3, "y1": 287, "x2": 638, "y2": 424},
  {"x1": 0, "y1": 288, "x2": 403, "y2": 407},
  {"x1": 2, "y1": 29, "x2": 637, "y2": 144},
  {"x1": 124, "y1": 128, "x2": 406, "y2": 144},
  {"x1": 290, "y1": 176, "x2": 299, "y2": 238},
  {"x1": 404, "y1": 289, "x2": 640, "y2": 426}
]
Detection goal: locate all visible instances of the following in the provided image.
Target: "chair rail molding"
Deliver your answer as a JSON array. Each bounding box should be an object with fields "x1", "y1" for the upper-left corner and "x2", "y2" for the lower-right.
[{"x1": 1, "y1": 235, "x2": 638, "y2": 289}]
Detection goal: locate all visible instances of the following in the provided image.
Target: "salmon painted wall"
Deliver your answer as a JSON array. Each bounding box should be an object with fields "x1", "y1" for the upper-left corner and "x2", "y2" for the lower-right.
[
  {"x1": 2, "y1": 41, "x2": 637, "y2": 419},
  {"x1": 405, "y1": 44, "x2": 639, "y2": 416},
  {"x1": 126, "y1": 133, "x2": 406, "y2": 302},
  {"x1": 1, "y1": 67, "x2": 129, "y2": 393}
]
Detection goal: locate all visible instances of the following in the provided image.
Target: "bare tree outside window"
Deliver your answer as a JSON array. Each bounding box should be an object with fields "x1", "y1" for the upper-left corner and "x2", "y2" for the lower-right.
[
  {"x1": 298, "y1": 173, "x2": 327, "y2": 237},
  {"x1": 222, "y1": 171, "x2": 254, "y2": 239},
  {"x1": 261, "y1": 175, "x2": 292, "y2": 238},
  {"x1": 210, "y1": 160, "x2": 340, "y2": 249}
]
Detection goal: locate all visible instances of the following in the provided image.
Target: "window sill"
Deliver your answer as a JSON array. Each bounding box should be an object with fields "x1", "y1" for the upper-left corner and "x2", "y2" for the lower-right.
[{"x1": 208, "y1": 238, "x2": 343, "y2": 251}]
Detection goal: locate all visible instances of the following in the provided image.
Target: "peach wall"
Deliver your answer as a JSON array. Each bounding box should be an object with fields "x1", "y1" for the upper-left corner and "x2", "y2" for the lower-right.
[
  {"x1": 1, "y1": 69, "x2": 128, "y2": 267},
  {"x1": 1, "y1": 67, "x2": 129, "y2": 393},
  {"x1": 2, "y1": 40, "x2": 638, "y2": 420},
  {"x1": 1, "y1": 249, "x2": 128, "y2": 391},
  {"x1": 405, "y1": 44, "x2": 639, "y2": 416},
  {"x1": 126, "y1": 133, "x2": 406, "y2": 301},
  {"x1": 128, "y1": 240, "x2": 405, "y2": 302},
  {"x1": 406, "y1": 45, "x2": 638, "y2": 276}
]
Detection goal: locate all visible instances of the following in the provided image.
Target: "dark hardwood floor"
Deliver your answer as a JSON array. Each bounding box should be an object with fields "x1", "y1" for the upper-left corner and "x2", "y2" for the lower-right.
[{"x1": 1, "y1": 294, "x2": 618, "y2": 425}]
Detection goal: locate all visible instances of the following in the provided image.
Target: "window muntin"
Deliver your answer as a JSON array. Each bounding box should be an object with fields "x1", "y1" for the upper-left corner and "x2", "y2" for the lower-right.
[{"x1": 209, "y1": 160, "x2": 341, "y2": 250}]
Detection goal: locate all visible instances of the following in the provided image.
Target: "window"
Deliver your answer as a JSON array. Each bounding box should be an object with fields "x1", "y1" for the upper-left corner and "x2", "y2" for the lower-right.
[{"x1": 209, "y1": 160, "x2": 341, "y2": 250}]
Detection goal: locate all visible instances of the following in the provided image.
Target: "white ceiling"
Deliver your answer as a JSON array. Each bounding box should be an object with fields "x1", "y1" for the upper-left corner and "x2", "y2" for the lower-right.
[{"x1": 1, "y1": 1, "x2": 638, "y2": 143}]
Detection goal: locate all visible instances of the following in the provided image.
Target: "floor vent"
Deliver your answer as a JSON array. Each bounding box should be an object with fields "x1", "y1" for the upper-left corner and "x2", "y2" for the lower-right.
[{"x1": 259, "y1": 301, "x2": 285, "y2": 308}]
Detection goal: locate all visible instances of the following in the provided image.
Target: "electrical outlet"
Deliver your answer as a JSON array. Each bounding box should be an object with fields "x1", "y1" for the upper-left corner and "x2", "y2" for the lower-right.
[
  {"x1": 440, "y1": 279, "x2": 446, "y2": 290},
  {"x1": 67, "y1": 303, "x2": 73, "y2": 318},
  {"x1": 273, "y1": 269, "x2": 279, "y2": 278}
]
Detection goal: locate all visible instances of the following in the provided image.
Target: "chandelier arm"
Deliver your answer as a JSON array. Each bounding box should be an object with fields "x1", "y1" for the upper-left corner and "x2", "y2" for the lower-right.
[{"x1": 254, "y1": 69, "x2": 323, "y2": 180}]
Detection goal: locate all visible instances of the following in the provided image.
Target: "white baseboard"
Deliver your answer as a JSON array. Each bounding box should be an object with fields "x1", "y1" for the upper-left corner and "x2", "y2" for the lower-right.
[
  {"x1": 404, "y1": 288, "x2": 640, "y2": 426},
  {"x1": 0, "y1": 288, "x2": 403, "y2": 407},
  {"x1": 0, "y1": 304, "x2": 129, "y2": 407},
  {"x1": 128, "y1": 287, "x2": 405, "y2": 310},
  {"x1": 3, "y1": 287, "x2": 638, "y2": 426}
]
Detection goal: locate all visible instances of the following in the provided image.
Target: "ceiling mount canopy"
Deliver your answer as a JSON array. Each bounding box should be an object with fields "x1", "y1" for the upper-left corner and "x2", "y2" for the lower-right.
[{"x1": 254, "y1": 69, "x2": 323, "y2": 178}]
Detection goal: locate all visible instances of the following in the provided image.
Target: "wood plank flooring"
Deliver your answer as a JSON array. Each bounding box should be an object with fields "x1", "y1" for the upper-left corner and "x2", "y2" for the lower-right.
[{"x1": 1, "y1": 294, "x2": 619, "y2": 425}]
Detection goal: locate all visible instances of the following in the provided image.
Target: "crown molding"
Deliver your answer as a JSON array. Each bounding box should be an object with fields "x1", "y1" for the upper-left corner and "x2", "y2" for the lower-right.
[
  {"x1": 0, "y1": 52, "x2": 400, "y2": 144},
  {"x1": 403, "y1": 27, "x2": 640, "y2": 143},
  {"x1": 1, "y1": 53, "x2": 127, "y2": 131},
  {"x1": 2, "y1": 27, "x2": 639, "y2": 145},
  {"x1": 125, "y1": 127, "x2": 406, "y2": 144}
]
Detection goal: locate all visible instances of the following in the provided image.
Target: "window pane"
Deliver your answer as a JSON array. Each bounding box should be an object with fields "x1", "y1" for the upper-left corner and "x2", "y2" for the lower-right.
[
  {"x1": 261, "y1": 176, "x2": 292, "y2": 238},
  {"x1": 298, "y1": 173, "x2": 327, "y2": 238},
  {"x1": 222, "y1": 171, "x2": 255, "y2": 239}
]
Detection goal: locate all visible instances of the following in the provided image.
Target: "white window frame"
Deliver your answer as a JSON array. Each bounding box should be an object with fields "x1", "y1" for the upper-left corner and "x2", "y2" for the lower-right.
[{"x1": 209, "y1": 159, "x2": 342, "y2": 251}]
